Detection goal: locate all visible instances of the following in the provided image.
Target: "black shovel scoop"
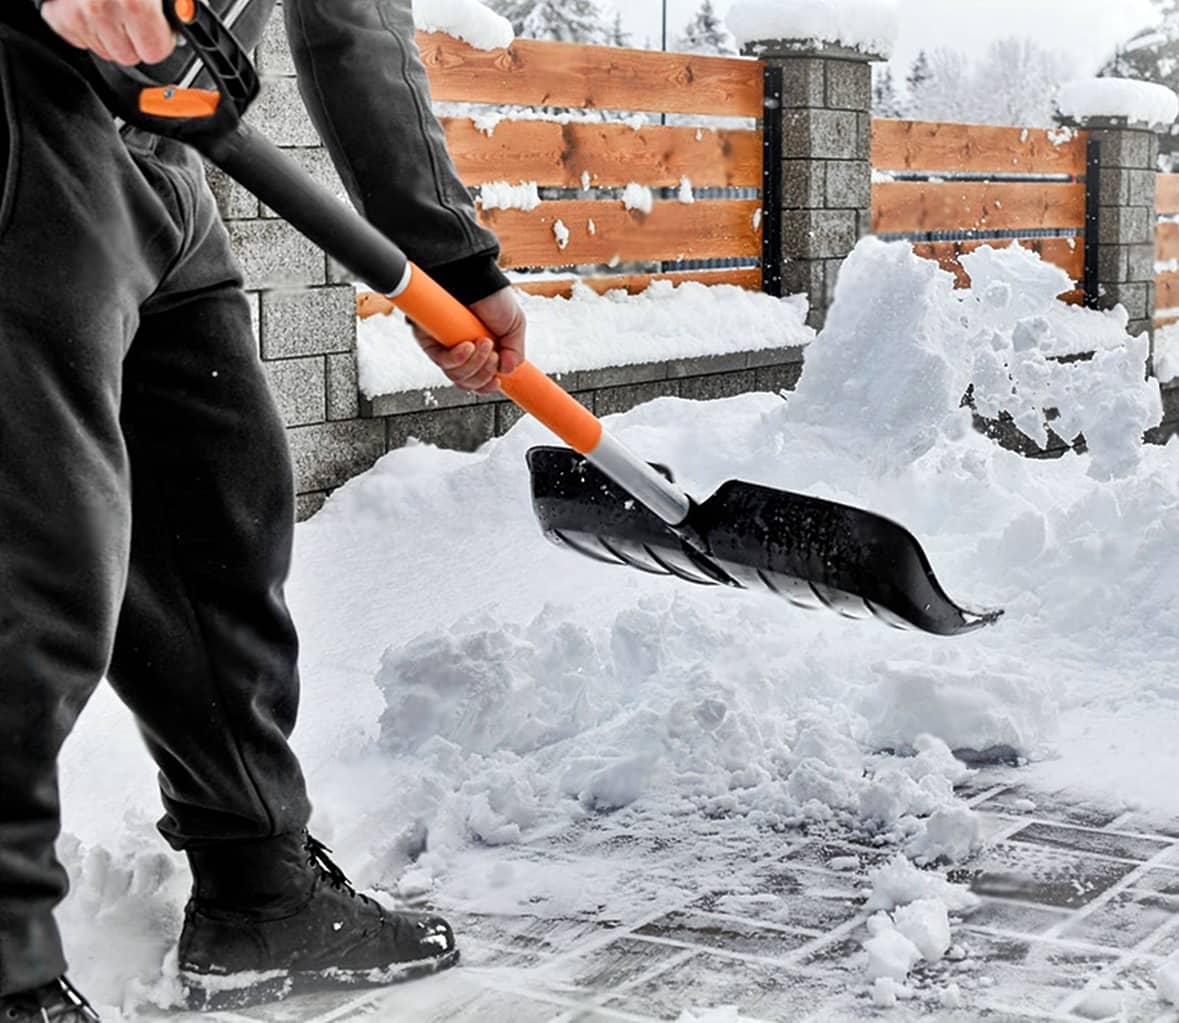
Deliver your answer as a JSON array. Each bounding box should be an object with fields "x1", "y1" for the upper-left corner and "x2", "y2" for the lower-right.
[{"x1": 94, "y1": 0, "x2": 1001, "y2": 638}]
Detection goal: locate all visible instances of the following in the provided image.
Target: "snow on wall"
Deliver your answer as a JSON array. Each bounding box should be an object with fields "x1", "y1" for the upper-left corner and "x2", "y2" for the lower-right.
[
  {"x1": 1057, "y1": 77, "x2": 1179, "y2": 127},
  {"x1": 726, "y1": 0, "x2": 900, "y2": 57},
  {"x1": 412, "y1": 0, "x2": 513, "y2": 50}
]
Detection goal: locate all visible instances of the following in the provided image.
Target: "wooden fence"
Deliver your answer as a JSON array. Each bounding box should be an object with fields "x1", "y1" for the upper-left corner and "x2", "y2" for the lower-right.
[
  {"x1": 870, "y1": 120, "x2": 1087, "y2": 301},
  {"x1": 1157, "y1": 173, "x2": 1179, "y2": 328},
  {"x1": 358, "y1": 35, "x2": 1116, "y2": 319}
]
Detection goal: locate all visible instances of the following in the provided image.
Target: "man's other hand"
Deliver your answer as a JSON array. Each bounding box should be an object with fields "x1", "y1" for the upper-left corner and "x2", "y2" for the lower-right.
[
  {"x1": 41, "y1": 0, "x2": 176, "y2": 66},
  {"x1": 411, "y1": 286, "x2": 527, "y2": 395}
]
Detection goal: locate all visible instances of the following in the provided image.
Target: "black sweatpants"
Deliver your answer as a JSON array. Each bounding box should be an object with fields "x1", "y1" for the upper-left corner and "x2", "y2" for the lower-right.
[{"x1": 0, "y1": 28, "x2": 312, "y2": 993}]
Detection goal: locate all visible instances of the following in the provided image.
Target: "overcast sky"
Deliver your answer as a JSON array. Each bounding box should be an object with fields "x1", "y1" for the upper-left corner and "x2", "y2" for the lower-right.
[{"x1": 622, "y1": 0, "x2": 1160, "y2": 78}]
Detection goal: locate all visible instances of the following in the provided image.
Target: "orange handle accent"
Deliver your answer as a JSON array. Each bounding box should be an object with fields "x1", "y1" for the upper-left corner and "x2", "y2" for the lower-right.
[
  {"x1": 174, "y1": 0, "x2": 196, "y2": 22},
  {"x1": 139, "y1": 86, "x2": 220, "y2": 119},
  {"x1": 393, "y1": 265, "x2": 603, "y2": 454}
]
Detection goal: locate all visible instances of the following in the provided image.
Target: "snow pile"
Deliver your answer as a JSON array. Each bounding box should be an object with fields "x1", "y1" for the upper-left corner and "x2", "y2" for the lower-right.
[
  {"x1": 478, "y1": 180, "x2": 542, "y2": 211},
  {"x1": 727, "y1": 0, "x2": 900, "y2": 57},
  {"x1": 1057, "y1": 77, "x2": 1179, "y2": 127},
  {"x1": 358, "y1": 280, "x2": 812, "y2": 395},
  {"x1": 788, "y1": 239, "x2": 1161, "y2": 480},
  {"x1": 411, "y1": 0, "x2": 513, "y2": 50},
  {"x1": 1155, "y1": 322, "x2": 1179, "y2": 383}
]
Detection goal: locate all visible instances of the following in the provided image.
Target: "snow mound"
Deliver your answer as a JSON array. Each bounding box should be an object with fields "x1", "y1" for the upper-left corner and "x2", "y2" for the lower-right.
[
  {"x1": 1155, "y1": 322, "x2": 1179, "y2": 383},
  {"x1": 412, "y1": 0, "x2": 513, "y2": 50},
  {"x1": 1057, "y1": 77, "x2": 1179, "y2": 127},
  {"x1": 727, "y1": 0, "x2": 900, "y2": 57}
]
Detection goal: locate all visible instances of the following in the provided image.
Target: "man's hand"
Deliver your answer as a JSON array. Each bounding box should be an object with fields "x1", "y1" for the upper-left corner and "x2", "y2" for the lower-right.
[
  {"x1": 41, "y1": 0, "x2": 175, "y2": 66},
  {"x1": 411, "y1": 286, "x2": 527, "y2": 395}
]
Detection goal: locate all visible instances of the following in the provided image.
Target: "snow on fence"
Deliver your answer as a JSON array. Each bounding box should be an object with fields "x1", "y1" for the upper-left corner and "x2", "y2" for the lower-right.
[
  {"x1": 870, "y1": 119, "x2": 1087, "y2": 303},
  {"x1": 1156, "y1": 173, "x2": 1179, "y2": 327}
]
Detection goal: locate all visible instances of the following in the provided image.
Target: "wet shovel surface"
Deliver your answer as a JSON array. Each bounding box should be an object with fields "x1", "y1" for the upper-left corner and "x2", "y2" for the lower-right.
[{"x1": 525, "y1": 446, "x2": 1002, "y2": 637}]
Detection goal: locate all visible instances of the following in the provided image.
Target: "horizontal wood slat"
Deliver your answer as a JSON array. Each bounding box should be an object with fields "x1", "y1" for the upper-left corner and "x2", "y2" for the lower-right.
[
  {"x1": 1157, "y1": 270, "x2": 1179, "y2": 310},
  {"x1": 513, "y1": 268, "x2": 762, "y2": 298},
  {"x1": 872, "y1": 120, "x2": 1087, "y2": 176},
  {"x1": 1158, "y1": 174, "x2": 1179, "y2": 215},
  {"x1": 442, "y1": 118, "x2": 762, "y2": 188},
  {"x1": 477, "y1": 199, "x2": 762, "y2": 268},
  {"x1": 1158, "y1": 222, "x2": 1179, "y2": 262},
  {"x1": 911, "y1": 238, "x2": 1083, "y2": 291},
  {"x1": 873, "y1": 181, "x2": 1086, "y2": 234},
  {"x1": 356, "y1": 268, "x2": 763, "y2": 318},
  {"x1": 418, "y1": 32, "x2": 763, "y2": 118}
]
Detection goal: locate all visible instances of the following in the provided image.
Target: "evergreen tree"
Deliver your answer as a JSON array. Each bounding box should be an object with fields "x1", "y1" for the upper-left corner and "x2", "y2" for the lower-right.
[
  {"x1": 906, "y1": 50, "x2": 932, "y2": 96},
  {"x1": 609, "y1": 11, "x2": 630, "y2": 48},
  {"x1": 872, "y1": 66, "x2": 902, "y2": 118},
  {"x1": 520, "y1": 0, "x2": 611, "y2": 45},
  {"x1": 674, "y1": 0, "x2": 737, "y2": 55}
]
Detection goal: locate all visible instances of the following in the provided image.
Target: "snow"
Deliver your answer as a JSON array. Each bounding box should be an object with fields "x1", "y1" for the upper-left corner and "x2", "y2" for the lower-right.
[
  {"x1": 1159, "y1": 954, "x2": 1179, "y2": 1006},
  {"x1": 1156, "y1": 322, "x2": 1179, "y2": 383},
  {"x1": 1057, "y1": 76, "x2": 1179, "y2": 127},
  {"x1": 477, "y1": 180, "x2": 541, "y2": 212},
  {"x1": 411, "y1": 0, "x2": 512, "y2": 50},
  {"x1": 727, "y1": 0, "x2": 900, "y2": 58},
  {"x1": 622, "y1": 182, "x2": 655, "y2": 214},
  {"x1": 50, "y1": 237, "x2": 1179, "y2": 1015},
  {"x1": 551, "y1": 218, "x2": 570, "y2": 249},
  {"x1": 678, "y1": 177, "x2": 696, "y2": 204},
  {"x1": 357, "y1": 280, "x2": 812, "y2": 395}
]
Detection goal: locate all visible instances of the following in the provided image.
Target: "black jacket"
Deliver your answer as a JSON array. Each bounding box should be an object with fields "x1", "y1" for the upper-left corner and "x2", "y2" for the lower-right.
[{"x1": 1, "y1": 0, "x2": 508, "y2": 304}]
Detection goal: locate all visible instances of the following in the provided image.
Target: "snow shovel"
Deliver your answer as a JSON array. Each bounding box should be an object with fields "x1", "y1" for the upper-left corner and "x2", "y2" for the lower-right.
[{"x1": 92, "y1": 0, "x2": 1001, "y2": 637}]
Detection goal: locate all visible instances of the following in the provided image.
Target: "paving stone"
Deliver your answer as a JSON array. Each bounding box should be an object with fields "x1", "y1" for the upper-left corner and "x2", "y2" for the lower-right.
[
  {"x1": 974, "y1": 789, "x2": 1123, "y2": 829},
  {"x1": 1071, "y1": 958, "x2": 1169, "y2": 1022},
  {"x1": 949, "y1": 930, "x2": 1119, "y2": 1015},
  {"x1": 952, "y1": 841, "x2": 1137, "y2": 909},
  {"x1": 1057, "y1": 889, "x2": 1179, "y2": 949},
  {"x1": 550, "y1": 937, "x2": 687, "y2": 990},
  {"x1": 606, "y1": 951, "x2": 846, "y2": 1022},
  {"x1": 1007, "y1": 821, "x2": 1173, "y2": 863},
  {"x1": 1127, "y1": 866, "x2": 1179, "y2": 897},
  {"x1": 965, "y1": 897, "x2": 1072, "y2": 937},
  {"x1": 635, "y1": 910, "x2": 815, "y2": 960}
]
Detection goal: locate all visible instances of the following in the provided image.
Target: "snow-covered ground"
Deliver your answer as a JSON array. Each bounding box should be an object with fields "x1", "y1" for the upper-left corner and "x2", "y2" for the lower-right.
[{"x1": 53, "y1": 239, "x2": 1179, "y2": 1018}]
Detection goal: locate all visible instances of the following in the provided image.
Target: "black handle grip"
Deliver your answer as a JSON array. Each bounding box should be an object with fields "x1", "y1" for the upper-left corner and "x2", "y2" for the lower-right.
[{"x1": 90, "y1": 0, "x2": 258, "y2": 140}]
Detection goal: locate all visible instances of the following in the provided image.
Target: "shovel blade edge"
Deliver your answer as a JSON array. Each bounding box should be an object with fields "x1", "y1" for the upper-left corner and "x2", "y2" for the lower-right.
[{"x1": 526, "y1": 445, "x2": 1001, "y2": 637}]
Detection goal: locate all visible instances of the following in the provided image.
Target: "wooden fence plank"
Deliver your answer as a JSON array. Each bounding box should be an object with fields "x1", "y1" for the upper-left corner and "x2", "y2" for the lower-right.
[
  {"x1": 1158, "y1": 269, "x2": 1179, "y2": 310},
  {"x1": 1157, "y1": 174, "x2": 1179, "y2": 215},
  {"x1": 443, "y1": 118, "x2": 762, "y2": 188},
  {"x1": 872, "y1": 120, "x2": 1087, "y2": 176},
  {"x1": 1158, "y1": 222, "x2": 1179, "y2": 262},
  {"x1": 911, "y1": 238, "x2": 1083, "y2": 290},
  {"x1": 512, "y1": 268, "x2": 762, "y2": 298},
  {"x1": 872, "y1": 181, "x2": 1086, "y2": 234},
  {"x1": 419, "y1": 32, "x2": 763, "y2": 118},
  {"x1": 477, "y1": 199, "x2": 762, "y2": 268}
]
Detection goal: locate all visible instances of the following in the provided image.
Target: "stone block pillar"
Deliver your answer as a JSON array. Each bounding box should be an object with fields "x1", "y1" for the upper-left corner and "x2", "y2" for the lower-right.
[
  {"x1": 1076, "y1": 119, "x2": 1159, "y2": 341},
  {"x1": 744, "y1": 41, "x2": 879, "y2": 329}
]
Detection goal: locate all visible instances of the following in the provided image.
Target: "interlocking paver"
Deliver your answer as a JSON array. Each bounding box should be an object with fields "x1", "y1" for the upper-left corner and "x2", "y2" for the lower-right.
[{"x1": 1008, "y1": 821, "x2": 1174, "y2": 863}]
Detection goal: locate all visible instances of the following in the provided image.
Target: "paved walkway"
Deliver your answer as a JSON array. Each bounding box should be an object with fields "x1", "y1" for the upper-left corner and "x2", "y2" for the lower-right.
[{"x1": 156, "y1": 770, "x2": 1179, "y2": 1022}]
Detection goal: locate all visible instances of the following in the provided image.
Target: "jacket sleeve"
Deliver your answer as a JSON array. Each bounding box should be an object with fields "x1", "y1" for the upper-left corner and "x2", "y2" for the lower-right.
[{"x1": 283, "y1": 0, "x2": 509, "y2": 305}]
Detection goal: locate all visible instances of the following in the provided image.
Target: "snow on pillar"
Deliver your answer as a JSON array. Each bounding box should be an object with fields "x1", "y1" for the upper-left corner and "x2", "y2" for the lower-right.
[
  {"x1": 1059, "y1": 78, "x2": 1179, "y2": 345},
  {"x1": 738, "y1": 38, "x2": 882, "y2": 330}
]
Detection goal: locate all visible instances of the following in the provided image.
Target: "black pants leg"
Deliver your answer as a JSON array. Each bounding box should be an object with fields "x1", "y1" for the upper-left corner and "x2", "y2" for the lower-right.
[{"x1": 0, "y1": 30, "x2": 309, "y2": 994}]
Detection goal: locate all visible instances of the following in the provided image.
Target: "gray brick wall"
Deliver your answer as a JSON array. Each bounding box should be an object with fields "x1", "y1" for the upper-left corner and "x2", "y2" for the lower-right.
[{"x1": 746, "y1": 40, "x2": 878, "y2": 330}]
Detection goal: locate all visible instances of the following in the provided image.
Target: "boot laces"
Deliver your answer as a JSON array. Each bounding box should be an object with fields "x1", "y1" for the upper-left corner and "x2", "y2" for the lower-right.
[{"x1": 304, "y1": 835, "x2": 377, "y2": 907}]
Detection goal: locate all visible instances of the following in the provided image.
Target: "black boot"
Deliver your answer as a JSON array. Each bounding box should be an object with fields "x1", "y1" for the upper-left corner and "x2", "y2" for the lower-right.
[
  {"x1": 0, "y1": 978, "x2": 100, "y2": 1022},
  {"x1": 178, "y1": 833, "x2": 458, "y2": 1010}
]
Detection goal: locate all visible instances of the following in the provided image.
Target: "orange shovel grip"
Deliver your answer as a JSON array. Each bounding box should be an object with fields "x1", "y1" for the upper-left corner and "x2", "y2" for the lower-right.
[{"x1": 393, "y1": 265, "x2": 603, "y2": 454}]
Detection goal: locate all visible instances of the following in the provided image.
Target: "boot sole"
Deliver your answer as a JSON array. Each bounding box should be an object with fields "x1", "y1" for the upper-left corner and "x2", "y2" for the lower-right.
[{"x1": 180, "y1": 947, "x2": 460, "y2": 1011}]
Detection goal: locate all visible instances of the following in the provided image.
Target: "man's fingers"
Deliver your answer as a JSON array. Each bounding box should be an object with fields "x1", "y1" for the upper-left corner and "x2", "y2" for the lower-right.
[
  {"x1": 124, "y1": 0, "x2": 176, "y2": 64},
  {"x1": 95, "y1": 21, "x2": 140, "y2": 65}
]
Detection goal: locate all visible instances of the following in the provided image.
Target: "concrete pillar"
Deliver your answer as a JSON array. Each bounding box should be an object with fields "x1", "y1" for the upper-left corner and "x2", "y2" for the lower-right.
[
  {"x1": 1076, "y1": 119, "x2": 1159, "y2": 341},
  {"x1": 744, "y1": 41, "x2": 879, "y2": 330}
]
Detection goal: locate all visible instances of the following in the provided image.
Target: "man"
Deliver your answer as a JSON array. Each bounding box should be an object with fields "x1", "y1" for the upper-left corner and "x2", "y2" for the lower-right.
[{"x1": 0, "y1": 0, "x2": 525, "y2": 1017}]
